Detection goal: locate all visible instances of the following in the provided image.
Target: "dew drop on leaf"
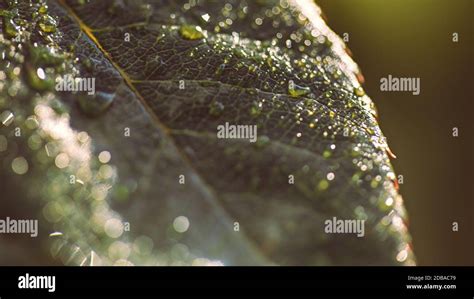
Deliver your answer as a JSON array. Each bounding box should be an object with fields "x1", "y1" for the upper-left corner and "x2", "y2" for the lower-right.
[
  {"x1": 38, "y1": 5, "x2": 48, "y2": 15},
  {"x1": 38, "y1": 15, "x2": 57, "y2": 33},
  {"x1": 288, "y1": 80, "x2": 311, "y2": 97},
  {"x1": 2, "y1": 17, "x2": 20, "y2": 38},
  {"x1": 11, "y1": 156, "x2": 28, "y2": 175},
  {"x1": 0, "y1": 110, "x2": 14, "y2": 126},
  {"x1": 215, "y1": 63, "x2": 226, "y2": 76},
  {"x1": 201, "y1": 13, "x2": 210, "y2": 23},
  {"x1": 322, "y1": 149, "x2": 331, "y2": 159},
  {"x1": 354, "y1": 86, "x2": 365, "y2": 97},
  {"x1": 27, "y1": 44, "x2": 65, "y2": 67},
  {"x1": 173, "y1": 216, "x2": 190, "y2": 233},
  {"x1": 25, "y1": 62, "x2": 54, "y2": 91},
  {"x1": 317, "y1": 179, "x2": 329, "y2": 192},
  {"x1": 78, "y1": 92, "x2": 115, "y2": 117},
  {"x1": 179, "y1": 25, "x2": 205, "y2": 40}
]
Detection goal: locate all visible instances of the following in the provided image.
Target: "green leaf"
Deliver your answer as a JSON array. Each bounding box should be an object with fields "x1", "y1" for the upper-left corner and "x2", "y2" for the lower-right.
[{"x1": 0, "y1": 0, "x2": 415, "y2": 266}]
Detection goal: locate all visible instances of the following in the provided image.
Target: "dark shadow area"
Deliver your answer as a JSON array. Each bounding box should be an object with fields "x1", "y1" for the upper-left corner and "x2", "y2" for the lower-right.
[{"x1": 318, "y1": 0, "x2": 473, "y2": 265}]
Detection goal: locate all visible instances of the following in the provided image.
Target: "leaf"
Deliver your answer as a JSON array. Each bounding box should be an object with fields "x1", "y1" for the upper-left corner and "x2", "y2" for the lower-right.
[{"x1": 0, "y1": 0, "x2": 415, "y2": 265}]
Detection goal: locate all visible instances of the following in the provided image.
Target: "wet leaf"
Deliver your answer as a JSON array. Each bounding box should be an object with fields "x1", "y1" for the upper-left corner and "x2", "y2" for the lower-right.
[{"x1": 0, "y1": 0, "x2": 414, "y2": 266}]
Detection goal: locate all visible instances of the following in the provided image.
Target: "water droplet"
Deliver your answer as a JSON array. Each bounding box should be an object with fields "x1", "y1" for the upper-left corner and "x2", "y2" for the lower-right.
[
  {"x1": 0, "y1": 110, "x2": 14, "y2": 126},
  {"x1": 25, "y1": 62, "x2": 54, "y2": 91},
  {"x1": 36, "y1": 67, "x2": 46, "y2": 80},
  {"x1": 215, "y1": 63, "x2": 226, "y2": 76},
  {"x1": 38, "y1": 4, "x2": 48, "y2": 14},
  {"x1": 25, "y1": 115, "x2": 39, "y2": 130},
  {"x1": 201, "y1": 13, "x2": 210, "y2": 23},
  {"x1": 326, "y1": 172, "x2": 335, "y2": 181},
  {"x1": 98, "y1": 151, "x2": 111, "y2": 164},
  {"x1": 55, "y1": 153, "x2": 70, "y2": 169},
  {"x1": 27, "y1": 44, "x2": 65, "y2": 66},
  {"x1": 370, "y1": 179, "x2": 379, "y2": 188},
  {"x1": 28, "y1": 134, "x2": 42, "y2": 150},
  {"x1": 235, "y1": 48, "x2": 247, "y2": 58},
  {"x1": 173, "y1": 216, "x2": 190, "y2": 233},
  {"x1": 322, "y1": 149, "x2": 331, "y2": 159},
  {"x1": 49, "y1": 232, "x2": 63, "y2": 237},
  {"x1": 396, "y1": 249, "x2": 408, "y2": 263},
  {"x1": 317, "y1": 179, "x2": 329, "y2": 191},
  {"x1": 288, "y1": 80, "x2": 311, "y2": 97},
  {"x1": 354, "y1": 86, "x2": 365, "y2": 97},
  {"x1": 104, "y1": 218, "x2": 124, "y2": 238},
  {"x1": 3, "y1": 17, "x2": 20, "y2": 38},
  {"x1": 38, "y1": 15, "x2": 57, "y2": 33},
  {"x1": 78, "y1": 92, "x2": 115, "y2": 117},
  {"x1": 387, "y1": 172, "x2": 396, "y2": 181},
  {"x1": 12, "y1": 156, "x2": 28, "y2": 175},
  {"x1": 179, "y1": 25, "x2": 205, "y2": 40}
]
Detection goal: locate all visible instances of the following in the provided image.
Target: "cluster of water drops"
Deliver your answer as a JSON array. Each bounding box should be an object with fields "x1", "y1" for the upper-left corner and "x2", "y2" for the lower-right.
[
  {"x1": 1, "y1": 0, "x2": 230, "y2": 266},
  {"x1": 168, "y1": 0, "x2": 412, "y2": 264},
  {"x1": 1, "y1": 0, "x2": 414, "y2": 265}
]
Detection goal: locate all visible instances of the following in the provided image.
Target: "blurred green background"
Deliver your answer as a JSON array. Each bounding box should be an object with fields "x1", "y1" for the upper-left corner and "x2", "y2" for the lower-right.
[{"x1": 317, "y1": 0, "x2": 473, "y2": 265}]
